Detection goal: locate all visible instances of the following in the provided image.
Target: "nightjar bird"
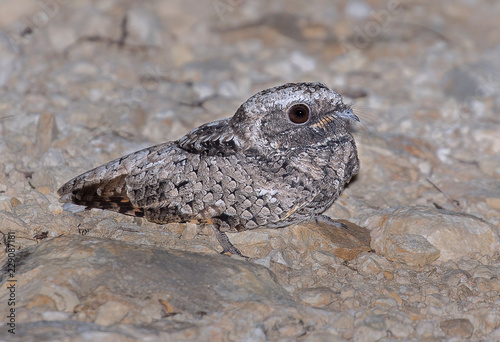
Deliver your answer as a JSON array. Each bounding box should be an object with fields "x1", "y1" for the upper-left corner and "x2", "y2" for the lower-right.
[{"x1": 58, "y1": 82, "x2": 360, "y2": 256}]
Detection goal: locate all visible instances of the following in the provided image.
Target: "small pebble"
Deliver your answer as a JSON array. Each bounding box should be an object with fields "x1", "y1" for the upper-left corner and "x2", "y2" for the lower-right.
[{"x1": 94, "y1": 301, "x2": 130, "y2": 327}]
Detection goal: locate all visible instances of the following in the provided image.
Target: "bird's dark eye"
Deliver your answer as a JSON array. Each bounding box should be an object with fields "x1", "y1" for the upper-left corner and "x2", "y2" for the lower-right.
[{"x1": 288, "y1": 104, "x2": 310, "y2": 124}]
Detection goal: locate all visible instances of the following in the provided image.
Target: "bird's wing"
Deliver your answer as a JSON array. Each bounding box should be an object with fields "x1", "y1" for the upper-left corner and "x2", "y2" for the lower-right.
[
  {"x1": 57, "y1": 143, "x2": 172, "y2": 217},
  {"x1": 57, "y1": 118, "x2": 243, "y2": 221}
]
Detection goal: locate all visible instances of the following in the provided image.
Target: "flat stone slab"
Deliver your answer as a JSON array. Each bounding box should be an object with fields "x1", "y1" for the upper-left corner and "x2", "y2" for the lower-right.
[{"x1": 0, "y1": 235, "x2": 313, "y2": 340}]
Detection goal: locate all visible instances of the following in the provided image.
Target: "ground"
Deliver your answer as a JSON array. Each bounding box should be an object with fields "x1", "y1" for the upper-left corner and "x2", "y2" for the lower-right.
[{"x1": 0, "y1": 1, "x2": 499, "y2": 341}]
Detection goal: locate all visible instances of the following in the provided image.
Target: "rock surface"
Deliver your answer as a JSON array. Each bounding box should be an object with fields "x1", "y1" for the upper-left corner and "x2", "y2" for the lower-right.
[
  {"x1": 1, "y1": 236, "x2": 325, "y2": 341},
  {"x1": 368, "y1": 206, "x2": 500, "y2": 265},
  {"x1": 0, "y1": 0, "x2": 499, "y2": 340}
]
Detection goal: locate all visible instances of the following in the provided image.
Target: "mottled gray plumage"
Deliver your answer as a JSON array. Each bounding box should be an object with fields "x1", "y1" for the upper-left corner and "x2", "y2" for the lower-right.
[{"x1": 58, "y1": 82, "x2": 360, "y2": 255}]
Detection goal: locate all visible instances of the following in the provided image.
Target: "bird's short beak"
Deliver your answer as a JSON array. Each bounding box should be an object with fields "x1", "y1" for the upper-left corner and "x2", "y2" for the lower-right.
[{"x1": 341, "y1": 108, "x2": 359, "y2": 122}]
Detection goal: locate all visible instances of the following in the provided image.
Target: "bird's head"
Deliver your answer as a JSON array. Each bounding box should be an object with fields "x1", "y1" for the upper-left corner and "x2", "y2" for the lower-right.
[{"x1": 230, "y1": 82, "x2": 358, "y2": 151}]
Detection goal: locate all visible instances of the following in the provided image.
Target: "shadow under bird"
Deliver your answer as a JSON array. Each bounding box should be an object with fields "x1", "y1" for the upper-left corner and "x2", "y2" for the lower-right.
[{"x1": 58, "y1": 82, "x2": 360, "y2": 256}]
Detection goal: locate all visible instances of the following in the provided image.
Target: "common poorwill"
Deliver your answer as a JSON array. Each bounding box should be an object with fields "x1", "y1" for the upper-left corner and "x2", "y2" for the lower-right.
[{"x1": 58, "y1": 82, "x2": 360, "y2": 255}]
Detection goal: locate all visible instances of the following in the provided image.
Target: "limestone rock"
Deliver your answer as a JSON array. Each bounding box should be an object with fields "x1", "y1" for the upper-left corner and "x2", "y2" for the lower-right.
[
  {"x1": 287, "y1": 220, "x2": 371, "y2": 261},
  {"x1": 440, "y1": 318, "x2": 474, "y2": 338},
  {"x1": 382, "y1": 233, "x2": 440, "y2": 266},
  {"x1": 94, "y1": 301, "x2": 129, "y2": 327},
  {"x1": 0, "y1": 235, "x2": 335, "y2": 341},
  {"x1": 368, "y1": 206, "x2": 500, "y2": 264}
]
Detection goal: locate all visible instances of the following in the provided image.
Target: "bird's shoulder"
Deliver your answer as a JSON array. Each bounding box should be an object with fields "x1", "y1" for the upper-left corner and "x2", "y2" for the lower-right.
[{"x1": 177, "y1": 118, "x2": 245, "y2": 157}]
